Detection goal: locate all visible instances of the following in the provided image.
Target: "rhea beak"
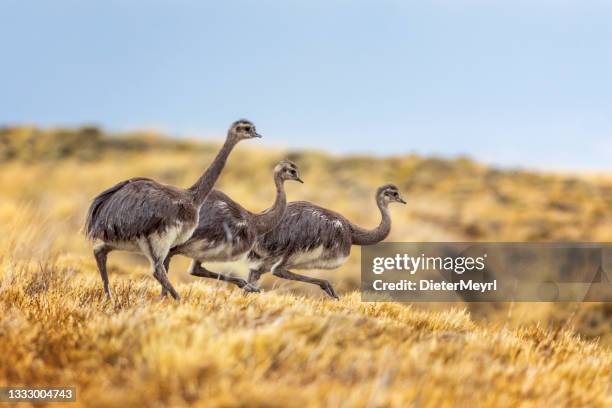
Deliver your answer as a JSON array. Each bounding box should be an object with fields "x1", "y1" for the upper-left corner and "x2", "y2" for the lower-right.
[
  {"x1": 398, "y1": 197, "x2": 407, "y2": 204},
  {"x1": 295, "y1": 177, "x2": 304, "y2": 184},
  {"x1": 253, "y1": 132, "x2": 263, "y2": 138}
]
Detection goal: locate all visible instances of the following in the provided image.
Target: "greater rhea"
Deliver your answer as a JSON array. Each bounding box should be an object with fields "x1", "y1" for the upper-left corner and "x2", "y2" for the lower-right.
[
  {"x1": 162, "y1": 160, "x2": 303, "y2": 295},
  {"x1": 247, "y1": 184, "x2": 406, "y2": 299},
  {"x1": 85, "y1": 119, "x2": 261, "y2": 300}
]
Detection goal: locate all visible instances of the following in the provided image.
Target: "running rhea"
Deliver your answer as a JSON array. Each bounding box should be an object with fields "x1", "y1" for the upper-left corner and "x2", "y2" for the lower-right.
[
  {"x1": 85, "y1": 119, "x2": 262, "y2": 301},
  {"x1": 162, "y1": 160, "x2": 303, "y2": 295},
  {"x1": 247, "y1": 184, "x2": 406, "y2": 299}
]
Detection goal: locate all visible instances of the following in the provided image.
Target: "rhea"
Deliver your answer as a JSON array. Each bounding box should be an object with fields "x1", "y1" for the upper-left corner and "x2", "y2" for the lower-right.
[
  {"x1": 247, "y1": 184, "x2": 406, "y2": 299},
  {"x1": 161, "y1": 160, "x2": 303, "y2": 296},
  {"x1": 85, "y1": 119, "x2": 261, "y2": 301}
]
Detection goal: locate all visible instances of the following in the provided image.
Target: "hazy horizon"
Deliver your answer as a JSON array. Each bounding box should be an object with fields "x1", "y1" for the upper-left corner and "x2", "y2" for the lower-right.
[{"x1": 2, "y1": 1, "x2": 610, "y2": 171}]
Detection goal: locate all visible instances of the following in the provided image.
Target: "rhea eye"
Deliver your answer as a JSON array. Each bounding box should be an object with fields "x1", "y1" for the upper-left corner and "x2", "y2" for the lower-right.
[{"x1": 244, "y1": 126, "x2": 251, "y2": 132}]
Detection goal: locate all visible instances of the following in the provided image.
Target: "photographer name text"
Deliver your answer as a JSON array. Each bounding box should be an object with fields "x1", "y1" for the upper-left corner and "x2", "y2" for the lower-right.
[
  {"x1": 373, "y1": 279, "x2": 497, "y2": 292},
  {"x1": 369, "y1": 253, "x2": 497, "y2": 293}
]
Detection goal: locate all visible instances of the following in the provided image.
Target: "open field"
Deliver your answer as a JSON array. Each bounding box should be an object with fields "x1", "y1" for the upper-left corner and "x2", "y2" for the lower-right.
[
  {"x1": 2, "y1": 265, "x2": 611, "y2": 407},
  {"x1": 1, "y1": 127, "x2": 611, "y2": 406}
]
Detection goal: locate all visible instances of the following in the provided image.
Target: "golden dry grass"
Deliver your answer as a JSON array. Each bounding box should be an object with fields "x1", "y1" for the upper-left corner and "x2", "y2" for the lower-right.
[
  {"x1": 0, "y1": 127, "x2": 611, "y2": 407},
  {"x1": 2, "y1": 263, "x2": 612, "y2": 407}
]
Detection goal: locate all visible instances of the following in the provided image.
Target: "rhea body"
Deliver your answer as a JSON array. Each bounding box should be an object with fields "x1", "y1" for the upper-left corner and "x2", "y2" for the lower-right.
[
  {"x1": 247, "y1": 185, "x2": 406, "y2": 299},
  {"x1": 162, "y1": 161, "x2": 303, "y2": 295},
  {"x1": 85, "y1": 120, "x2": 261, "y2": 300}
]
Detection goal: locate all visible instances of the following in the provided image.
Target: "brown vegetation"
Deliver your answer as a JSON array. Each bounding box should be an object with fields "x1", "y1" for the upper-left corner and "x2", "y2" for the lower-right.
[{"x1": 0, "y1": 127, "x2": 610, "y2": 407}]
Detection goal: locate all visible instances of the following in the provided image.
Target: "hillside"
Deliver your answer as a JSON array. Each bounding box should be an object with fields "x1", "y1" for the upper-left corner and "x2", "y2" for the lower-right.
[
  {"x1": 1, "y1": 264, "x2": 611, "y2": 407},
  {"x1": 0, "y1": 126, "x2": 611, "y2": 406}
]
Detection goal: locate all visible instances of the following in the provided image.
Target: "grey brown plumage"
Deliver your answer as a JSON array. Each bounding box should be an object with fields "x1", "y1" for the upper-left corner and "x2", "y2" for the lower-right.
[
  {"x1": 170, "y1": 190, "x2": 258, "y2": 262},
  {"x1": 85, "y1": 178, "x2": 197, "y2": 242},
  {"x1": 253, "y1": 201, "x2": 353, "y2": 261},
  {"x1": 85, "y1": 119, "x2": 261, "y2": 301},
  {"x1": 248, "y1": 184, "x2": 406, "y2": 299},
  {"x1": 163, "y1": 160, "x2": 302, "y2": 294}
]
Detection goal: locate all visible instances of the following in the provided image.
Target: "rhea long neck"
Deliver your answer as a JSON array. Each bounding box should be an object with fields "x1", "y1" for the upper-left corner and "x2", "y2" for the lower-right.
[
  {"x1": 252, "y1": 172, "x2": 287, "y2": 235},
  {"x1": 350, "y1": 196, "x2": 391, "y2": 246},
  {"x1": 189, "y1": 137, "x2": 237, "y2": 206}
]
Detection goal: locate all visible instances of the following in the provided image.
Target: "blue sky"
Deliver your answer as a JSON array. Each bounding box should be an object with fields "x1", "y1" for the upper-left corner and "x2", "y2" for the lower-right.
[{"x1": 1, "y1": 0, "x2": 611, "y2": 170}]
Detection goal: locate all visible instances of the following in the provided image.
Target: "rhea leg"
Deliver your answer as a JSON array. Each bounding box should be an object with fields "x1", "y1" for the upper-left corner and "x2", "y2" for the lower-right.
[
  {"x1": 160, "y1": 255, "x2": 172, "y2": 298},
  {"x1": 142, "y1": 238, "x2": 180, "y2": 300},
  {"x1": 153, "y1": 258, "x2": 179, "y2": 300},
  {"x1": 189, "y1": 261, "x2": 260, "y2": 293},
  {"x1": 94, "y1": 243, "x2": 113, "y2": 300},
  {"x1": 271, "y1": 261, "x2": 339, "y2": 300},
  {"x1": 247, "y1": 266, "x2": 267, "y2": 285}
]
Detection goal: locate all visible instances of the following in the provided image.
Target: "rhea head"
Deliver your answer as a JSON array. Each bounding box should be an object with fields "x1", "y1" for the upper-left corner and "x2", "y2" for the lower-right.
[
  {"x1": 377, "y1": 184, "x2": 406, "y2": 206},
  {"x1": 228, "y1": 119, "x2": 262, "y2": 142},
  {"x1": 275, "y1": 160, "x2": 304, "y2": 183}
]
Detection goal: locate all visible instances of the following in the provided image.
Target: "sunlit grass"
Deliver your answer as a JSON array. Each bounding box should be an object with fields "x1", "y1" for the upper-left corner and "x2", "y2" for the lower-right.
[
  {"x1": 0, "y1": 127, "x2": 611, "y2": 406},
  {"x1": 1, "y1": 259, "x2": 611, "y2": 407}
]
